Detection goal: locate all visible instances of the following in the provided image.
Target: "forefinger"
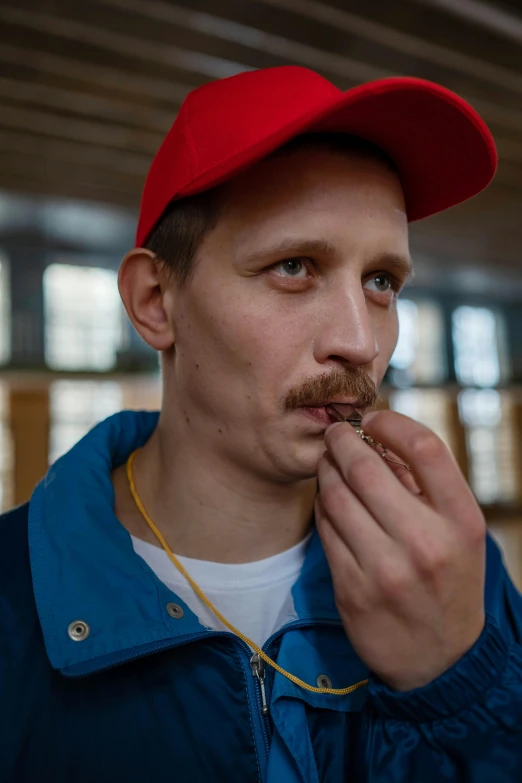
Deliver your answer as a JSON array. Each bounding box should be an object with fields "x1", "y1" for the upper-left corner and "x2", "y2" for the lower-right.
[
  {"x1": 324, "y1": 422, "x2": 422, "y2": 539},
  {"x1": 360, "y1": 410, "x2": 480, "y2": 524}
]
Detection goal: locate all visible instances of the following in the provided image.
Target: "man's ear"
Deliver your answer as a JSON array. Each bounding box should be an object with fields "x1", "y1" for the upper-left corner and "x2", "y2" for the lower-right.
[{"x1": 118, "y1": 248, "x2": 176, "y2": 351}]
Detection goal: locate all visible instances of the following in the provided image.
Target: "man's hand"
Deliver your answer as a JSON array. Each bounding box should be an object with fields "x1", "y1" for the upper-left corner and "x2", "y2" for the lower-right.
[{"x1": 315, "y1": 410, "x2": 486, "y2": 692}]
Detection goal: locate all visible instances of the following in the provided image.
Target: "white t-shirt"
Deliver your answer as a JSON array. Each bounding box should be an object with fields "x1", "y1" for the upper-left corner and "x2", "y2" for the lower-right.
[{"x1": 131, "y1": 532, "x2": 312, "y2": 649}]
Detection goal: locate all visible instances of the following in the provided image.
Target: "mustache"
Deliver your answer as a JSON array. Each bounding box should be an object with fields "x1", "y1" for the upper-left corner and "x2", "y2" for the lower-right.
[{"x1": 285, "y1": 367, "x2": 378, "y2": 410}]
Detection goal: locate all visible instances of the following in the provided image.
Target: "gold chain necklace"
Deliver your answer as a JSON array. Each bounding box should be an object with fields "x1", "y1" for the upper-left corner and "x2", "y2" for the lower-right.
[{"x1": 126, "y1": 448, "x2": 368, "y2": 697}]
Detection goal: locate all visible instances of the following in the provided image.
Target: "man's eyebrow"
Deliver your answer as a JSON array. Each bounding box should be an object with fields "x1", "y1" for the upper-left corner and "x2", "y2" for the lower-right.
[{"x1": 242, "y1": 238, "x2": 338, "y2": 264}]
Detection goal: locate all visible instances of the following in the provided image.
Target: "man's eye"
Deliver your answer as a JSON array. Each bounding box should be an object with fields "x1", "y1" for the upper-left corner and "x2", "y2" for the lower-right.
[
  {"x1": 273, "y1": 258, "x2": 309, "y2": 278},
  {"x1": 365, "y1": 273, "x2": 401, "y2": 294}
]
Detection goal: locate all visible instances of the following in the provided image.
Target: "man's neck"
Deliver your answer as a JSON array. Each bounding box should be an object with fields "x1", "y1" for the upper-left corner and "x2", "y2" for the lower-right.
[{"x1": 112, "y1": 419, "x2": 317, "y2": 564}]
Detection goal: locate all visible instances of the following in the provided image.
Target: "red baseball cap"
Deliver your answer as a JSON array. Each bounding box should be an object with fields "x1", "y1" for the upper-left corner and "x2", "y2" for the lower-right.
[{"x1": 136, "y1": 65, "x2": 497, "y2": 247}]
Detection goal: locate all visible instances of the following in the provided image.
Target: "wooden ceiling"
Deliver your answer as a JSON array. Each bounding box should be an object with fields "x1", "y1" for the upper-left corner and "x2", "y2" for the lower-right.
[{"x1": 0, "y1": 0, "x2": 521, "y2": 290}]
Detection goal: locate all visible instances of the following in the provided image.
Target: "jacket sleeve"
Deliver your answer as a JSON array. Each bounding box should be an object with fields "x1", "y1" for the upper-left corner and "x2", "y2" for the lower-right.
[{"x1": 361, "y1": 533, "x2": 522, "y2": 783}]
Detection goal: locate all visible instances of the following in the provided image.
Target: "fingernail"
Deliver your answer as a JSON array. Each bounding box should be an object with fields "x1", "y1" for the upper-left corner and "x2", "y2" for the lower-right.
[{"x1": 362, "y1": 411, "x2": 379, "y2": 425}]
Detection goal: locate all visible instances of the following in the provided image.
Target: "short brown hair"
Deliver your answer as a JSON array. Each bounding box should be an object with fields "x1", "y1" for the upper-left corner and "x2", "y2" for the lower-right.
[{"x1": 144, "y1": 133, "x2": 398, "y2": 289}]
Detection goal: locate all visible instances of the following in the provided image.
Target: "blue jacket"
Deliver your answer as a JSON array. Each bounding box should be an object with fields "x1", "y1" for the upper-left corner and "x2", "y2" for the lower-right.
[{"x1": 1, "y1": 410, "x2": 522, "y2": 783}]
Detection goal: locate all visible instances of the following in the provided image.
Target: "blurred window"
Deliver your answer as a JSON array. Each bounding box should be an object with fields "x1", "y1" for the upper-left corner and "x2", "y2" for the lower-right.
[
  {"x1": 0, "y1": 255, "x2": 10, "y2": 365},
  {"x1": 49, "y1": 381, "x2": 122, "y2": 463},
  {"x1": 388, "y1": 388, "x2": 452, "y2": 450},
  {"x1": 458, "y1": 388, "x2": 517, "y2": 505},
  {"x1": 452, "y1": 306, "x2": 508, "y2": 387},
  {"x1": 389, "y1": 300, "x2": 417, "y2": 372},
  {"x1": 44, "y1": 264, "x2": 123, "y2": 371},
  {"x1": 0, "y1": 384, "x2": 13, "y2": 511},
  {"x1": 389, "y1": 299, "x2": 446, "y2": 386}
]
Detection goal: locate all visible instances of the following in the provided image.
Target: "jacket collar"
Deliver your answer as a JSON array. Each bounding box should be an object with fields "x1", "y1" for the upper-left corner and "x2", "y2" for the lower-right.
[{"x1": 29, "y1": 411, "x2": 342, "y2": 675}]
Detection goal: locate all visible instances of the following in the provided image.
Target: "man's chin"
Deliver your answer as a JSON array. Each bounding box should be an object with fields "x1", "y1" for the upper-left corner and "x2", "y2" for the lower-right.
[{"x1": 284, "y1": 440, "x2": 327, "y2": 482}]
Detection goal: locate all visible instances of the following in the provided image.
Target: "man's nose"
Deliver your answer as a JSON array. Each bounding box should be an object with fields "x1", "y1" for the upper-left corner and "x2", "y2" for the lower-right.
[{"x1": 312, "y1": 285, "x2": 379, "y2": 368}]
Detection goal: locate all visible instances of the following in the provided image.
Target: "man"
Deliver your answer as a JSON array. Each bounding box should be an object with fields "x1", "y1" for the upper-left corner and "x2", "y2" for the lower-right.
[{"x1": 1, "y1": 65, "x2": 521, "y2": 782}]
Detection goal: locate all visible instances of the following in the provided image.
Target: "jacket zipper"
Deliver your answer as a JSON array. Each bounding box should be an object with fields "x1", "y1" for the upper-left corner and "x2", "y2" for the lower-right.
[
  {"x1": 250, "y1": 653, "x2": 269, "y2": 716},
  {"x1": 249, "y1": 652, "x2": 271, "y2": 762}
]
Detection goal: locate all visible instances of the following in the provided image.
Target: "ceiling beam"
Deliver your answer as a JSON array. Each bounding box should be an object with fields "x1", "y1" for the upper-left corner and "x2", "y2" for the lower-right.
[
  {"x1": 0, "y1": 5, "x2": 251, "y2": 81},
  {"x1": 0, "y1": 103, "x2": 162, "y2": 153},
  {"x1": 0, "y1": 76, "x2": 173, "y2": 132},
  {"x1": 0, "y1": 161, "x2": 139, "y2": 207},
  {"x1": 0, "y1": 181, "x2": 137, "y2": 210},
  {"x1": 258, "y1": 0, "x2": 522, "y2": 96},
  {"x1": 2, "y1": 3, "x2": 521, "y2": 139},
  {"x1": 0, "y1": 146, "x2": 142, "y2": 183},
  {"x1": 0, "y1": 129, "x2": 150, "y2": 177},
  {"x1": 469, "y1": 96, "x2": 522, "y2": 135},
  {"x1": 496, "y1": 138, "x2": 522, "y2": 164},
  {"x1": 412, "y1": 0, "x2": 522, "y2": 45},
  {"x1": 96, "y1": 0, "x2": 391, "y2": 83},
  {"x1": 0, "y1": 43, "x2": 194, "y2": 105}
]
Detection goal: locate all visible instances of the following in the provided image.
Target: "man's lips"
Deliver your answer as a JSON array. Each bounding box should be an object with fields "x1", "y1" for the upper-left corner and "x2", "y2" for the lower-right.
[{"x1": 298, "y1": 402, "x2": 365, "y2": 429}]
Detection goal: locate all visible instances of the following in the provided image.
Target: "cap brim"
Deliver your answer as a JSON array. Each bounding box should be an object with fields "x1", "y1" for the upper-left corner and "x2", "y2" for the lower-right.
[{"x1": 177, "y1": 77, "x2": 497, "y2": 223}]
